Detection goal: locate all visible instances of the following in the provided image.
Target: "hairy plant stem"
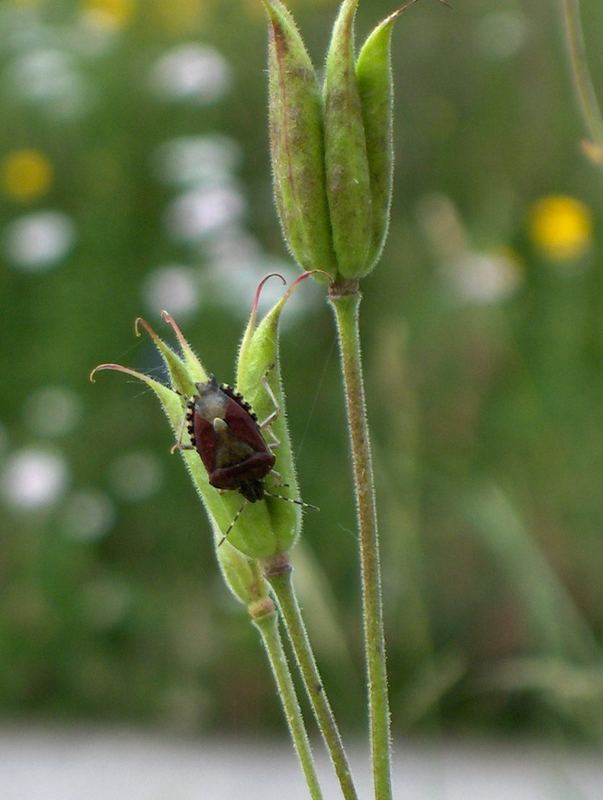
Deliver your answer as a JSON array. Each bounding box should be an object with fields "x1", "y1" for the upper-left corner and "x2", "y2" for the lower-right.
[
  {"x1": 264, "y1": 556, "x2": 359, "y2": 800},
  {"x1": 329, "y1": 282, "x2": 392, "y2": 800},
  {"x1": 561, "y1": 0, "x2": 603, "y2": 147},
  {"x1": 251, "y1": 601, "x2": 324, "y2": 800}
]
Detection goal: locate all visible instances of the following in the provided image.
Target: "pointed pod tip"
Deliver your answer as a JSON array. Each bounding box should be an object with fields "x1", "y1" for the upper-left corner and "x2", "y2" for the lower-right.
[
  {"x1": 252, "y1": 272, "x2": 287, "y2": 317},
  {"x1": 260, "y1": 0, "x2": 275, "y2": 19},
  {"x1": 260, "y1": 0, "x2": 289, "y2": 35},
  {"x1": 134, "y1": 316, "x2": 160, "y2": 341},
  {"x1": 160, "y1": 309, "x2": 189, "y2": 348},
  {"x1": 90, "y1": 363, "x2": 122, "y2": 383},
  {"x1": 89, "y1": 362, "x2": 152, "y2": 385},
  {"x1": 382, "y1": 0, "x2": 451, "y2": 29}
]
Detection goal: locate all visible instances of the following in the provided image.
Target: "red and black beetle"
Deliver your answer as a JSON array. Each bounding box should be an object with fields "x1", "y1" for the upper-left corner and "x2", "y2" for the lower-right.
[{"x1": 179, "y1": 375, "x2": 277, "y2": 503}]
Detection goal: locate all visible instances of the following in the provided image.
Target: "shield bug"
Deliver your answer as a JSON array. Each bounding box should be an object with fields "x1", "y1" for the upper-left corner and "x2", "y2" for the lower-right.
[{"x1": 174, "y1": 374, "x2": 316, "y2": 541}]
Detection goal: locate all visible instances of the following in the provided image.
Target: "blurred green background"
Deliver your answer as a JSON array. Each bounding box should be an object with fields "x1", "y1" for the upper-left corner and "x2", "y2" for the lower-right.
[{"x1": 2, "y1": 0, "x2": 603, "y2": 744}]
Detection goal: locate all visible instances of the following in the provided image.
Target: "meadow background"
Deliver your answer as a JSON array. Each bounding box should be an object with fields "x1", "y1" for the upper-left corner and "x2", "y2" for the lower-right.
[{"x1": 2, "y1": 0, "x2": 603, "y2": 748}]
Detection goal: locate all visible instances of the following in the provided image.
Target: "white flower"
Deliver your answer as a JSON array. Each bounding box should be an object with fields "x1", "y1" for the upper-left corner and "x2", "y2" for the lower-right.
[
  {"x1": 1, "y1": 449, "x2": 69, "y2": 510},
  {"x1": 164, "y1": 185, "x2": 245, "y2": 242},
  {"x1": 153, "y1": 135, "x2": 241, "y2": 188},
  {"x1": 445, "y1": 251, "x2": 521, "y2": 304},
  {"x1": 109, "y1": 452, "x2": 163, "y2": 502},
  {"x1": 142, "y1": 265, "x2": 200, "y2": 318},
  {"x1": 4, "y1": 211, "x2": 76, "y2": 271},
  {"x1": 25, "y1": 386, "x2": 82, "y2": 437},
  {"x1": 61, "y1": 489, "x2": 116, "y2": 541},
  {"x1": 150, "y1": 44, "x2": 231, "y2": 104},
  {"x1": 6, "y1": 48, "x2": 89, "y2": 117}
]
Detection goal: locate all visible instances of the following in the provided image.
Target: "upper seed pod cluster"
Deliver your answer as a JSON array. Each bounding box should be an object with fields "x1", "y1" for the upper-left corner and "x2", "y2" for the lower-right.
[{"x1": 264, "y1": 0, "x2": 408, "y2": 280}]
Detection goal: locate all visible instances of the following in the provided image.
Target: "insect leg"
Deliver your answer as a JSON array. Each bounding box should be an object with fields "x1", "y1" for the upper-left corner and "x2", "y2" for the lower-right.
[
  {"x1": 264, "y1": 428, "x2": 281, "y2": 451},
  {"x1": 171, "y1": 443, "x2": 196, "y2": 454},
  {"x1": 170, "y1": 398, "x2": 195, "y2": 454},
  {"x1": 217, "y1": 499, "x2": 248, "y2": 548},
  {"x1": 259, "y1": 366, "x2": 280, "y2": 430}
]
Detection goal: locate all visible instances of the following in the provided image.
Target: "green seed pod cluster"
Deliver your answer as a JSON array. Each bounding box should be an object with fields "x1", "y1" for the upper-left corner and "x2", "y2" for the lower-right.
[{"x1": 263, "y1": 0, "x2": 412, "y2": 280}]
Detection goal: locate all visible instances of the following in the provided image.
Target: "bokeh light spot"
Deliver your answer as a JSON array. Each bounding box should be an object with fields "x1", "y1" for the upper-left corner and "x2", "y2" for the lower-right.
[
  {"x1": 24, "y1": 386, "x2": 83, "y2": 438},
  {"x1": 1, "y1": 448, "x2": 69, "y2": 510},
  {"x1": 109, "y1": 451, "x2": 163, "y2": 502},
  {"x1": 1, "y1": 149, "x2": 53, "y2": 203},
  {"x1": 164, "y1": 185, "x2": 245, "y2": 242},
  {"x1": 445, "y1": 250, "x2": 523, "y2": 305},
  {"x1": 150, "y1": 44, "x2": 231, "y2": 104},
  {"x1": 6, "y1": 49, "x2": 88, "y2": 119},
  {"x1": 153, "y1": 135, "x2": 241, "y2": 188},
  {"x1": 529, "y1": 195, "x2": 593, "y2": 262},
  {"x1": 476, "y1": 11, "x2": 529, "y2": 61},
  {"x1": 81, "y1": 0, "x2": 136, "y2": 30},
  {"x1": 142, "y1": 265, "x2": 200, "y2": 319},
  {"x1": 150, "y1": 0, "x2": 206, "y2": 34},
  {"x1": 61, "y1": 489, "x2": 116, "y2": 541},
  {"x1": 4, "y1": 210, "x2": 76, "y2": 271}
]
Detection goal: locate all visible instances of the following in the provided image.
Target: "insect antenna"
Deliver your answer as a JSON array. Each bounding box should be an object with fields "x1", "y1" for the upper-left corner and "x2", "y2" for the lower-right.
[{"x1": 217, "y1": 499, "x2": 248, "y2": 548}]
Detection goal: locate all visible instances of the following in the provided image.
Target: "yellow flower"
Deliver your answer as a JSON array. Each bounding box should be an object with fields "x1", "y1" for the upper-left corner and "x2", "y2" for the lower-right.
[
  {"x1": 82, "y1": 0, "x2": 136, "y2": 30},
  {"x1": 1, "y1": 149, "x2": 53, "y2": 203},
  {"x1": 150, "y1": 0, "x2": 206, "y2": 34},
  {"x1": 529, "y1": 194, "x2": 593, "y2": 261}
]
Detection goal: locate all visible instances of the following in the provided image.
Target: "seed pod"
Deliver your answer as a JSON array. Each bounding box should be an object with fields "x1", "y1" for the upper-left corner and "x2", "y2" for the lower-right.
[
  {"x1": 236, "y1": 274, "x2": 315, "y2": 557},
  {"x1": 356, "y1": 8, "x2": 401, "y2": 272},
  {"x1": 323, "y1": 0, "x2": 373, "y2": 278},
  {"x1": 263, "y1": 0, "x2": 337, "y2": 278}
]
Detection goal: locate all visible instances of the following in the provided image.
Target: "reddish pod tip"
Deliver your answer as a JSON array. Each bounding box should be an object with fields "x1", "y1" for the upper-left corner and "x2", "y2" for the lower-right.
[
  {"x1": 134, "y1": 317, "x2": 159, "y2": 340},
  {"x1": 89, "y1": 363, "x2": 150, "y2": 384},
  {"x1": 252, "y1": 273, "x2": 287, "y2": 319},
  {"x1": 161, "y1": 309, "x2": 191, "y2": 352}
]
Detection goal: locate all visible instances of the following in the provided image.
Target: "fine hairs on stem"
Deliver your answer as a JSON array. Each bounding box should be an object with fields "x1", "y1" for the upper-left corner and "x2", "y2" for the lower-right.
[
  {"x1": 252, "y1": 603, "x2": 324, "y2": 800},
  {"x1": 329, "y1": 285, "x2": 392, "y2": 800},
  {"x1": 265, "y1": 556, "x2": 359, "y2": 800}
]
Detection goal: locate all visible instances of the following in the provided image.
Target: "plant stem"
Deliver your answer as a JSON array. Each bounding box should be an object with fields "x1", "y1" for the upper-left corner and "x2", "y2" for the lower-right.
[
  {"x1": 561, "y1": 0, "x2": 603, "y2": 146},
  {"x1": 329, "y1": 283, "x2": 392, "y2": 800},
  {"x1": 252, "y1": 604, "x2": 324, "y2": 800},
  {"x1": 265, "y1": 558, "x2": 359, "y2": 800}
]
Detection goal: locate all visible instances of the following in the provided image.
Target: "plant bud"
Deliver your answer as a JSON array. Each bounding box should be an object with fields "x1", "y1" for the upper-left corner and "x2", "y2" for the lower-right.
[
  {"x1": 263, "y1": 0, "x2": 337, "y2": 278},
  {"x1": 323, "y1": 0, "x2": 373, "y2": 278}
]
